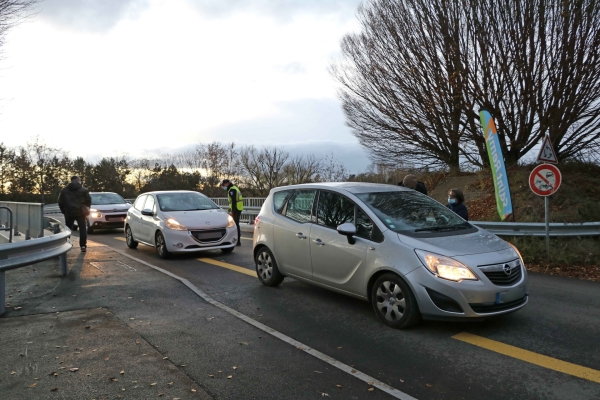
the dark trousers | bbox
[65,215,87,248]
[232,210,242,244]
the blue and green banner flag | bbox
[479,109,513,221]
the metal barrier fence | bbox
[0,216,72,315]
[209,198,265,224]
[44,196,600,236]
[0,202,45,241]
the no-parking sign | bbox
[529,164,562,196]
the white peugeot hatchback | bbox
[125,191,238,258]
[253,183,528,329]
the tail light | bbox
[254,216,260,225]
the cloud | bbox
[275,61,306,74]
[186,0,362,22]
[38,0,150,32]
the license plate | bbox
[108,217,125,222]
[495,292,507,304]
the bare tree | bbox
[283,154,322,185]
[239,146,289,195]
[331,0,474,173]
[0,1,37,51]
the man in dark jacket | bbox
[58,176,92,252]
[398,174,428,196]
[221,179,243,246]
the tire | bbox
[125,225,138,249]
[371,273,420,329]
[255,247,284,286]
[86,219,94,234]
[221,246,235,253]
[155,231,170,259]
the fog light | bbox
[232,238,237,243]
[176,243,183,248]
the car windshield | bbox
[156,192,219,212]
[355,191,470,234]
[91,193,127,205]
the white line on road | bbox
[111,247,417,400]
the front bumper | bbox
[406,263,528,320]
[88,214,127,229]
[162,226,238,253]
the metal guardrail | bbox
[0,216,72,315]
[0,207,13,243]
[472,221,600,237]
[0,201,45,240]
[209,198,264,224]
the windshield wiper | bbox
[414,225,468,232]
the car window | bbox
[283,190,316,223]
[356,191,474,237]
[273,190,291,215]
[134,195,147,211]
[316,190,355,230]
[144,195,156,213]
[156,192,219,212]
[90,193,127,205]
[356,207,373,239]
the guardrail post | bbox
[0,271,5,316]
[59,253,68,276]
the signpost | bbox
[529,163,562,258]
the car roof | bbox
[90,192,121,195]
[142,190,204,195]
[271,182,411,194]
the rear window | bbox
[272,190,292,214]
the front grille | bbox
[478,259,522,286]
[190,229,226,243]
[469,296,528,313]
[105,213,126,221]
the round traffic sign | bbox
[529,164,561,196]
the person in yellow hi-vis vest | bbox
[221,179,244,246]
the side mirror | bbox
[337,222,357,245]
[141,208,154,216]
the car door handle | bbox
[312,239,325,246]
[296,233,307,239]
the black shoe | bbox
[81,246,87,252]
[236,241,242,246]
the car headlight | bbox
[166,218,187,231]
[415,250,478,282]
[226,215,235,228]
[90,209,102,218]
[507,242,525,268]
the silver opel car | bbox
[253,183,528,329]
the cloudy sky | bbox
[0,0,372,172]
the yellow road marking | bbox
[114,237,126,242]
[453,332,600,383]
[197,258,257,277]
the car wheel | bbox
[86,219,94,234]
[371,273,420,329]
[255,247,284,286]
[221,246,235,253]
[155,231,170,259]
[125,225,138,249]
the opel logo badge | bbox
[503,264,512,276]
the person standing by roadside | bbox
[58,176,92,252]
[447,188,468,221]
[221,179,243,246]
[398,174,428,196]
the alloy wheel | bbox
[256,250,273,281]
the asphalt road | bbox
[68,225,600,400]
